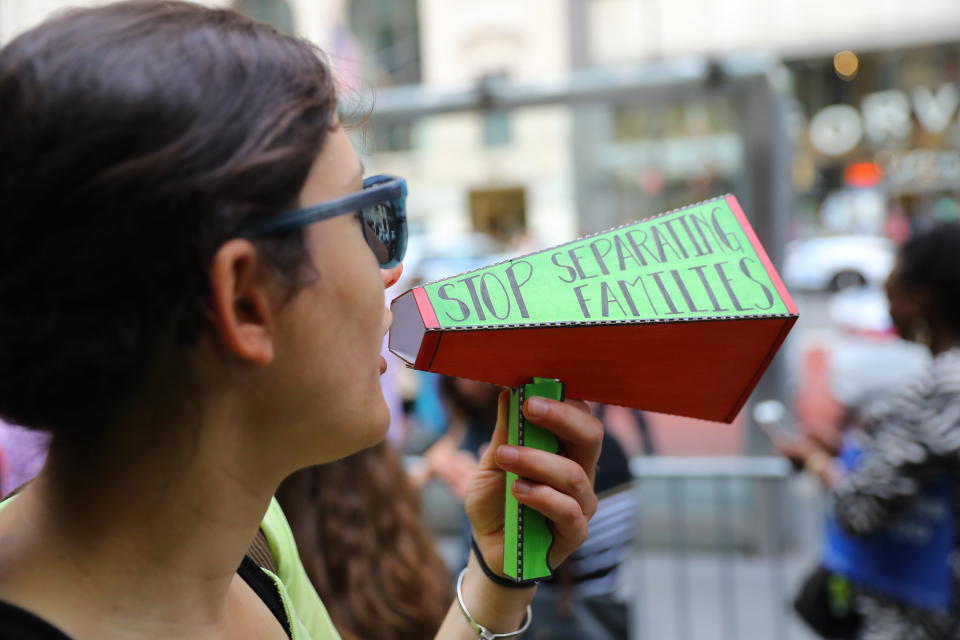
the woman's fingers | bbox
[510,480,590,564]
[496,445,598,519]
[521,396,603,486]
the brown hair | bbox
[0,1,336,440]
[277,442,452,640]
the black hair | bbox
[898,221,960,334]
[0,1,338,437]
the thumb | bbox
[478,389,511,470]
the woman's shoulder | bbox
[929,348,960,395]
[862,348,960,455]
[874,349,960,415]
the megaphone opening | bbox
[389,290,427,366]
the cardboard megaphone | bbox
[389,194,798,582]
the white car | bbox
[782,235,895,291]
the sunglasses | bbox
[243,174,408,269]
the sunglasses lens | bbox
[360,201,404,268]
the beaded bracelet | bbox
[470,536,543,589]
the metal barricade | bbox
[628,457,822,640]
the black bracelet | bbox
[470,537,544,589]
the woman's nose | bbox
[382,263,403,289]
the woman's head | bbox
[0,1,392,461]
[886,221,960,348]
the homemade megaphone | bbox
[389,194,798,583]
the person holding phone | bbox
[776,222,960,640]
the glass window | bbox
[372,120,417,152]
[482,111,512,147]
[233,0,295,35]
[348,0,422,86]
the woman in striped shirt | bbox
[780,221,960,639]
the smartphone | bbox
[753,399,791,442]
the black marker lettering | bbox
[480,273,511,320]
[626,229,657,265]
[620,276,659,316]
[614,234,643,270]
[589,238,612,276]
[551,251,578,283]
[505,260,533,318]
[568,246,596,280]
[651,226,683,263]
[712,207,742,252]
[437,283,470,322]
[573,284,592,319]
[663,218,691,259]
[688,264,727,312]
[690,213,716,254]
[678,215,708,257]
[648,271,681,315]
[713,262,748,311]
[458,274,486,321]
[738,257,775,310]
[670,269,705,313]
[600,281,626,317]
[617,279,641,316]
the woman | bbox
[0,3,602,639]
[779,221,960,639]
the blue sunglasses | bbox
[243,174,408,269]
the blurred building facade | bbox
[338,0,960,247]
[4,0,959,246]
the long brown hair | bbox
[277,442,452,640]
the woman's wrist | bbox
[804,450,839,486]
[459,554,536,634]
[469,537,539,589]
[803,450,830,475]
[456,567,532,638]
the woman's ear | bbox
[207,238,275,365]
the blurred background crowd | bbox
[3,1,960,638]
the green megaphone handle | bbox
[503,377,564,583]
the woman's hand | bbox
[435,389,602,638]
[774,434,840,486]
[773,433,820,468]
[464,389,603,577]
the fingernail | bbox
[498,445,519,463]
[513,480,531,495]
[526,397,548,418]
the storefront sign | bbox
[809,83,959,156]
[879,149,960,193]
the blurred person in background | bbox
[276,442,452,640]
[777,221,960,639]
[0,3,603,639]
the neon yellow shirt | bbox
[0,495,341,640]
[259,497,342,640]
